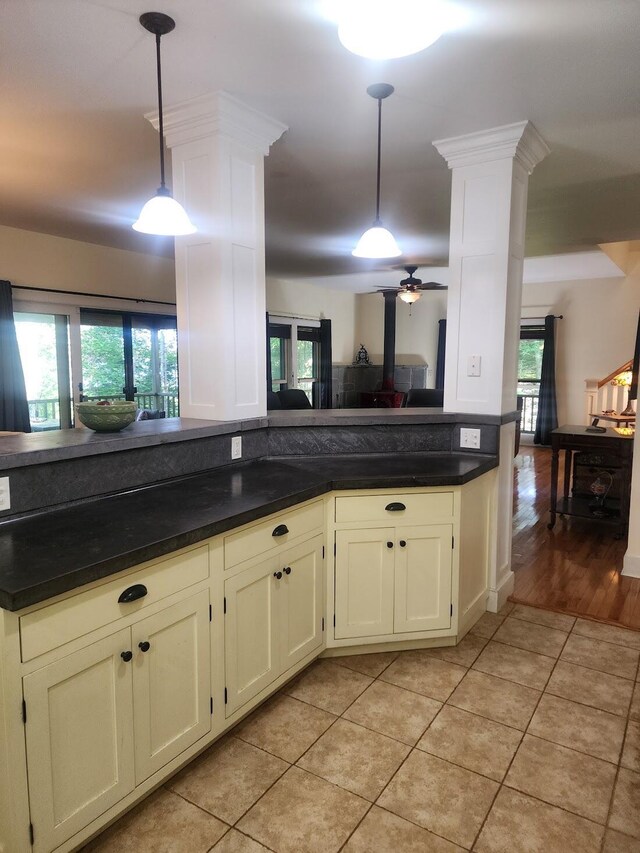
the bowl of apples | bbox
[75,400,137,432]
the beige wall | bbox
[266,277,357,364]
[522,272,640,425]
[355,290,447,382]
[0,225,176,302]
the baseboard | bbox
[486,570,514,613]
[623,554,640,578]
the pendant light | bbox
[133,12,196,236]
[352,83,401,259]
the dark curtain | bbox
[533,314,558,445]
[435,319,446,389]
[0,280,31,432]
[265,312,272,391]
[628,310,640,402]
[318,319,332,408]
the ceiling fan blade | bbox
[417,282,447,290]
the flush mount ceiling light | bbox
[133,12,196,236]
[338,0,449,60]
[352,83,401,260]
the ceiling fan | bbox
[377,265,448,303]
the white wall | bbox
[355,290,447,381]
[522,272,640,425]
[0,225,176,302]
[266,277,357,364]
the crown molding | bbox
[433,120,550,173]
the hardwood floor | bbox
[510,444,640,630]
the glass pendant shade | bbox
[352,224,401,258]
[338,0,447,60]
[133,189,196,235]
[399,289,420,303]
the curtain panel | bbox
[533,314,558,446]
[0,280,31,432]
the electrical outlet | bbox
[467,355,482,377]
[460,428,481,450]
[231,436,242,460]
[0,477,10,512]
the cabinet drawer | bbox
[224,501,324,570]
[335,492,454,524]
[20,545,209,662]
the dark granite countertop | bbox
[0,452,497,611]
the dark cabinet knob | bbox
[385,502,406,512]
[387,541,394,548]
[272,524,289,537]
[283,566,292,575]
[120,650,133,662]
[138,641,151,652]
[274,571,283,579]
[118,583,148,604]
[399,540,407,547]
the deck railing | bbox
[28,392,180,430]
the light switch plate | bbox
[231,436,242,460]
[460,428,481,450]
[0,477,10,512]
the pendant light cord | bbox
[374,96,382,225]
[155,31,166,190]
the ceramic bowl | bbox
[75,401,137,432]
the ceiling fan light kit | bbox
[133,11,196,237]
[352,83,401,260]
[337,0,448,60]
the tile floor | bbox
[82,602,640,853]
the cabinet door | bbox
[23,629,135,853]
[280,535,324,671]
[225,558,279,715]
[335,528,395,639]
[394,524,453,633]
[132,590,211,784]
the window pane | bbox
[518,339,544,381]
[270,336,285,381]
[297,340,316,380]
[297,380,313,403]
[80,320,125,399]
[15,313,63,431]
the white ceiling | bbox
[2,0,640,279]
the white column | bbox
[434,121,549,610]
[147,91,287,421]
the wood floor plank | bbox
[510,445,640,630]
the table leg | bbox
[562,449,572,503]
[548,444,559,529]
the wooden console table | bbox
[548,425,634,535]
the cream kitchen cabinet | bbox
[224,534,324,715]
[23,589,211,853]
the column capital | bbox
[146,90,287,154]
[433,120,550,174]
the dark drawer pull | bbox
[399,540,407,547]
[385,502,406,512]
[272,524,289,537]
[387,541,394,549]
[274,571,283,580]
[138,641,151,653]
[118,584,148,604]
[283,566,292,575]
[120,650,133,662]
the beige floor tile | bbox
[603,829,640,852]
[211,829,271,852]
[631,682,640,721]
[284,660,373,715]
[560,633,639,680]
[472,640,554,690]
[167,736,287,825]
[447,670,541,730]
[296,718,409,800]
[469,612,505,639]
[342,805,464,852]
[573,618,640,651]
[505,734,617,823]
[622,720,640,771]
[234,694,335,762]
[609,768,640,839]
[379,649,467,701]
[493,616,568,658]
[416,704,522,781]
[425,633,488,667]
[474,787,603,853]
[343,679,441,745]
[237,766,369,853]
[82,789,228,853]
[331,651,398,677]
[510,603,576,632]
[528,693,626,764]
[546,661,634,716]
[498,601,515,616]
[377,749,498,848]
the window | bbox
[268,317,320,404]
[518,325,545,433]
